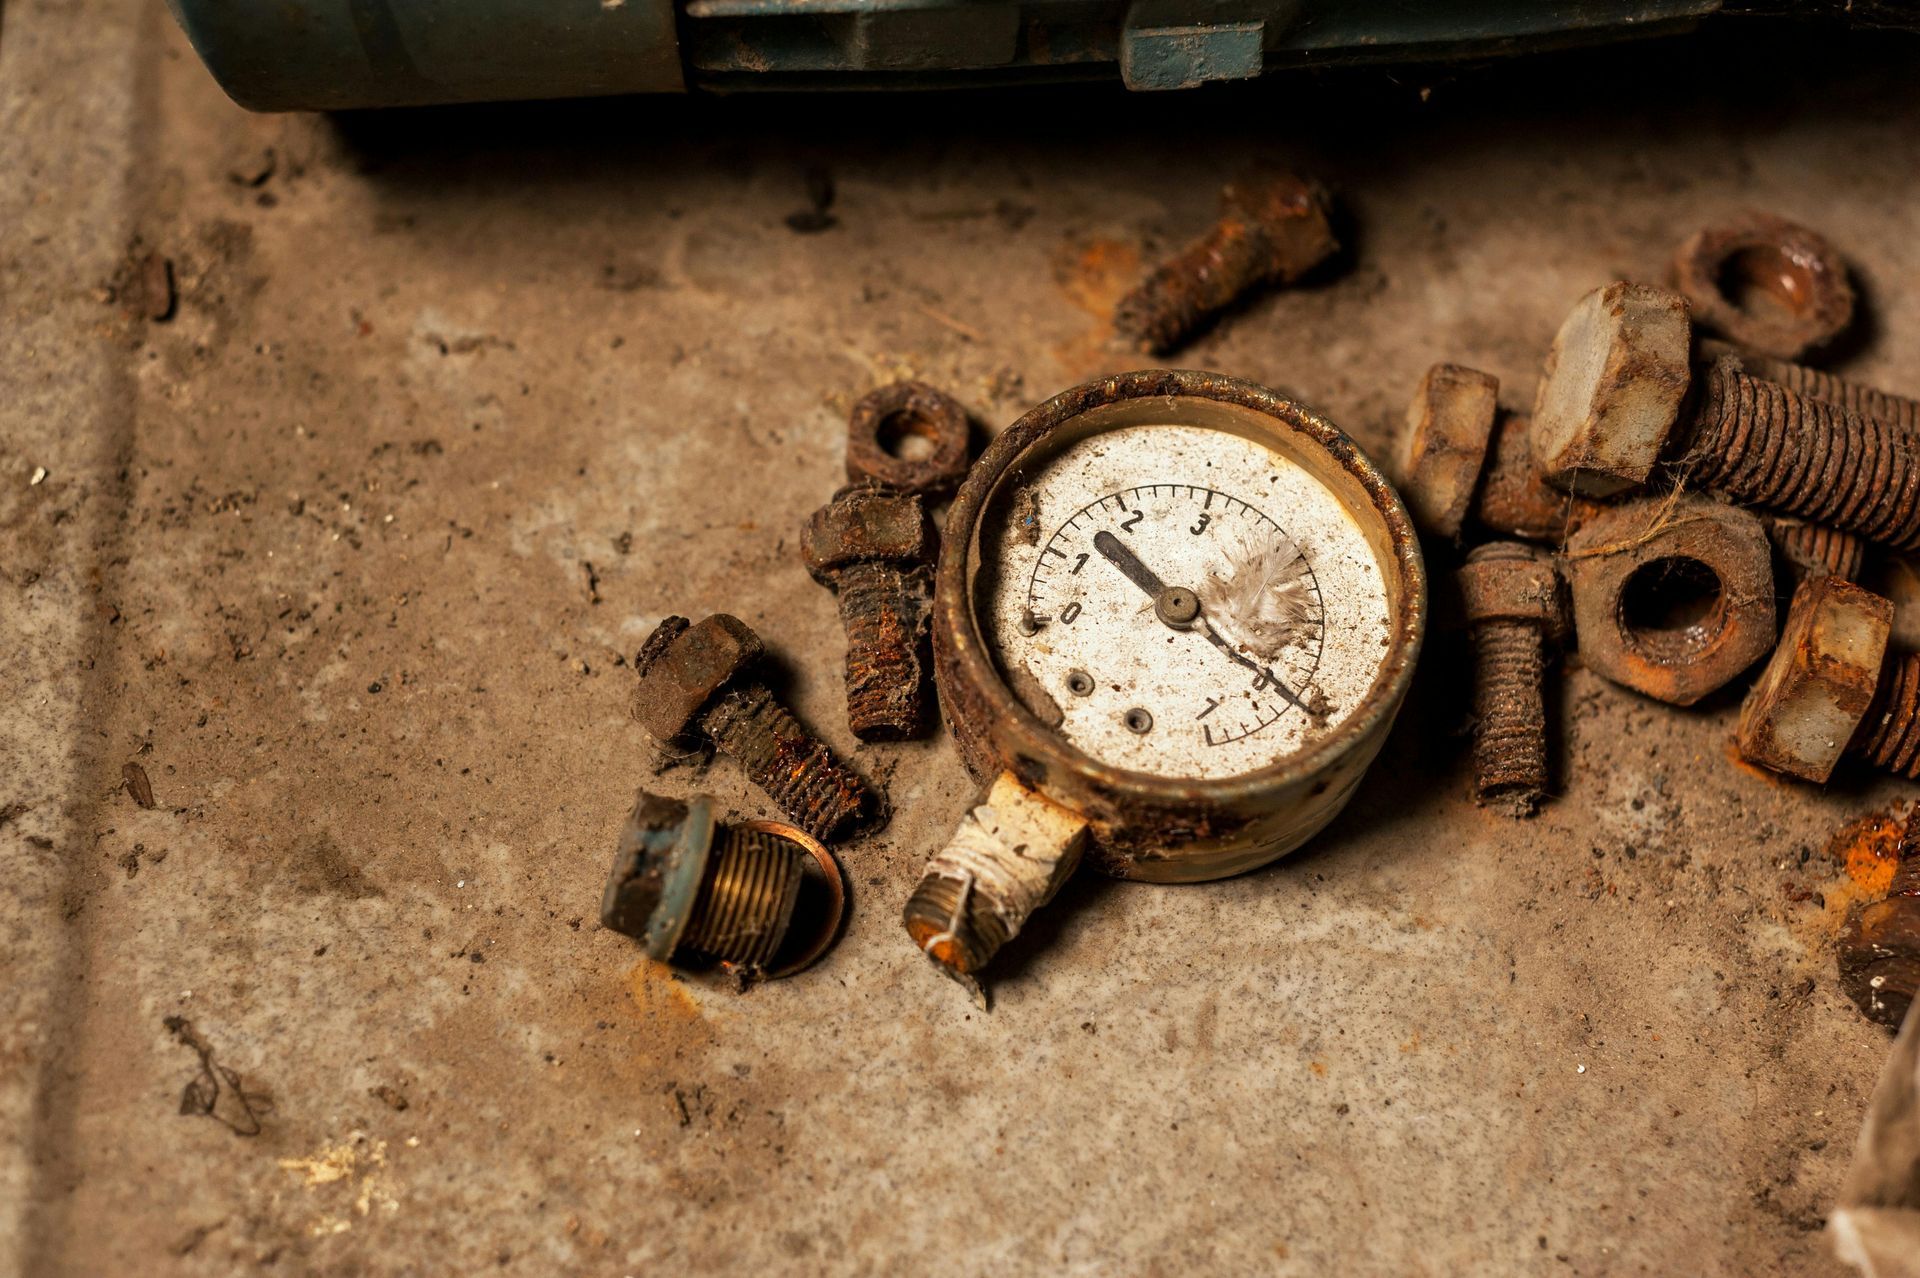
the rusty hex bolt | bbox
[601,791,809,972]
[803,484,936,741]
[1401,362,1601,544]
[844,381,972,496]
[1838,804,1920,1030]
[632,614,881,842]
[1735,575,1920,783]
[1113,171,1337,355]
[1532,284,1920,552]
[1458,542,1566,816]
[1671,213,1855,361]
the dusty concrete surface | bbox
[6,3,1920,1273]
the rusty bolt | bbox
[1765,515,1866,588]
[1700,338,1920,437]
[632,614,881,842]
[1533,284,1920,553]
[1401,362,1601,544]
[1735,575,1920,783]
[803,483,936,741]
[1531,282,1694,497]
[1563,494,1775,706]
[601,791,811,973]
[1838,804,1920,1030]
[1113,171,1337,356]
[1458,542,1566,816]
[1671,213,1854,361]
[844,381,972,496]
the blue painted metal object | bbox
[167,0,1725,109]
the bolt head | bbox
[601,792,718,959]
[631,614,764,742]
[801,485,932,579]
[1531,282,1692,497]
[1457,542,1565,633]
[1736,575,1892,783]
[1564,495,1774,706]
[1401,362,1499,539]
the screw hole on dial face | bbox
[876,409,939,462]
[1715,245,1816,324]
[1066,669,1094,697]
[1620,555,1726,661]
[1123,707,1153,734]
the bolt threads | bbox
[1469,620,1550,814]
[834,560,931,742]
[1114,226,1274,354]
[678,824,806,969]
[1688,363,1920,552]
[699,683,876,843]
[1746,354,1920,435]
[1853,652,1920,779]
[1768,517,1865,582]
[902,873,1012,976]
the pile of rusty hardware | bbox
[597,381,973,983]
[1402,213,1920,1029]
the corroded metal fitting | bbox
[802,484,936,741]
[1671,213,1854,361]
[601,791,832,977]
[1400,361,1599,545]
[1563,495,1775,707]
[1838,804,1920,1030]
[900,772,1087,985]
[1458,543,1565,816]
[844,381,972,496]
[1735,575,1920,783]
[632,614,882,842]
[1113,171,1337,355]
[1532,283,1920,553]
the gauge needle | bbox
[1091,530,1309,713]
[1091,530,1166,597]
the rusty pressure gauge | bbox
[904,370,1426,987]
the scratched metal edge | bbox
[932,368,1427,880]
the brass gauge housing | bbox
[906,370,1426,982]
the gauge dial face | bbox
[984,422,1393,781]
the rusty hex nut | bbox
[1531,282,1692,497]
[1458,543,1567,637]
[1671,213,1854,361]
[1476,411,1601,545]
[1735,576,1893,783]
[1563,495,1775,706]
[845,381,971,496]
[800,484,932,579]
[631,614,764,742]
[1401,363,1499,540]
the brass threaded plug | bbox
[601,792,811,973]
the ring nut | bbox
[1563,495,1775,706]
[1671,213,1854,361]
[845,381,972,495]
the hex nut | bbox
[1401,363,1499,539]
[1671,213,1854,361]
[1563,495,1774,706]
[800,484,932,580]
[1531,282,1692,497]
[631,613,764,742]
[845,381,972,495]
[600,792,714,957]
[1474,411,1601,545]
[1735,576,1893,783]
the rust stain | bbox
[1790,805,1908,946]
[626,959,704,1024]
[1308,1059,1327,1077]
[1048,238,1138,380]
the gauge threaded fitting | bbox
[902,772,1088,986]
